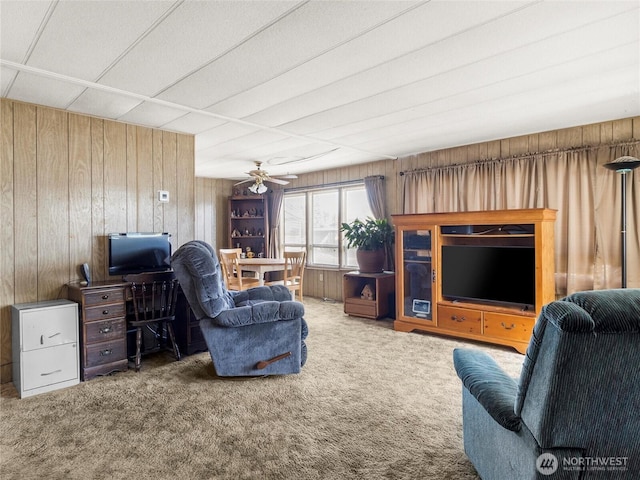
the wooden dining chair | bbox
[283,250,306,301]
[219,249,260,291]
[128,274,181,372]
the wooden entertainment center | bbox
[392,208,556,354]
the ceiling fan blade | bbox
[234,178,254,186]
[264,178,289,185]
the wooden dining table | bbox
[236,257,286,286]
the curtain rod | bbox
[399,140,639,176]
[284,175,384,193]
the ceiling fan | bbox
[234,161,298,193]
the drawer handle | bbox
[501,322,516,330]
[41,369,62,376]
[100,349,113,356]
[39,333,60,344]
[451,315,466,322]
[102,310,109,315]
[102,294,109,300]
[99,326,112,334]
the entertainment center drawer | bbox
[483,312,534,342]
[84,302,126,322]
[438,305,482,334]
[83,288,125,307]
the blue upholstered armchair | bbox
[454,289,640,479]
[171,241,308,377]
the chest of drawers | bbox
[67,282,129,380]
[12,300,80,398]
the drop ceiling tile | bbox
[258,143,348,169]
[161,113,227,135]
[278,7,638,138]
[118,101,186,128]
[26,0,175,80]
[1,67,18,96]
[359,67,640,156]
[195,123,261,152]
[202,130,290,159]
[0,0,54,62]
[160,0,419,108]
[239,137,320,164]
[245,2,637,130]
[210,0,531,119]
[68,89,143,120]
[7,71,85,109]
[99,1,298,97]
[314,40,639,145]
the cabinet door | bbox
[400,227,435,321]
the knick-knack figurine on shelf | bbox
[361,284,375,301]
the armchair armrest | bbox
[232,285,292,304]
[212,300,305,327]
[453,348,522,432]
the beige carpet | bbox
[1,297,524,480]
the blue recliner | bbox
[171,240,308,376]
[454,289,640,479]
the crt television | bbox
[441,245,535,309]
[108,232,172,276]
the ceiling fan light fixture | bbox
[248,180,267,194]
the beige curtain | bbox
[594,146,640,290]
[266,189,283,258]
[402,144,640,295]
[364,175,394,271]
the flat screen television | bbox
[108,232,172,276]
[441,245,535,309]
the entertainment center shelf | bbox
[392,208,556,354]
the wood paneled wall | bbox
[195,176,233,250]
[1,96,636,381]
[287,117,639,301]
[0,99,197,383]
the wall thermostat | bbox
[158,190,170,203]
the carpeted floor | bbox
[0,297,524,480]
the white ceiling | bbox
[2,0,639,180]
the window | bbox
[282,184,373,268]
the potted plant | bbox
[340,217,394,273]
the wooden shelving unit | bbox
[228,195,268,256]
[343,271,395,320]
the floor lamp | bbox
[603,156,640,288]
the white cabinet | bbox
[12,300,80,398]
